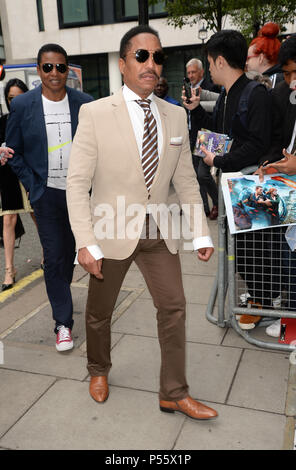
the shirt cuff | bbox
[192,236,214,251]
[74,245,104,265]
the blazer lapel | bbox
[112,90,146,183]
[31,86,48,158]
[66,86,78,138]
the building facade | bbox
[0,0,211,100]
[0,1,295,101]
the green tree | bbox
[231,0,296,40]
[149,0,296,39]
[149,0,236,32]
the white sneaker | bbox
[56,326,73,352]
[239,292,251,305]
[272,296,282,309]
[265,319,281,338]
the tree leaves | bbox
[148,0,296,39]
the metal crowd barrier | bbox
[206,166,296,352]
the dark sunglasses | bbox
[41,63,68,74]
[126,49,165,65]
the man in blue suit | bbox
[6,43,93,351]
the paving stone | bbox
[0,369,55,438]
[0,344,87,380]
[140,274,216,304]
[0,216,291,450]
[175,403,286,450]
[72,265,89,283]
[3,287,130,348]
[227,350,290,414]
[109,335,241,403]
[112,299,225,346]
[186,303,225,344]
[110,335,160,392]
[222,324,282,351]
[0,282,48,335]
[182,274,216,304]
[0,380,185,450]
[286,383,296,416]
[180,252,218,276]
[186,342,242,403]
[112,298,157,338]
[0,212,42,283]
[122,269,147,289]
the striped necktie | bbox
[136,99,159,191]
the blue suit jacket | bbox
[6,85,93,204]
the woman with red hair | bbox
[246,22,283,88]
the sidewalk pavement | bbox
[0,220,295,451]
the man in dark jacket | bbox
[184,30,272,173]
[6,43,93,351]
[261,35,296,166]
[183,30,272,330]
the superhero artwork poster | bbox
[222,174,296,234]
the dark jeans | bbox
[192,155,218,214]
[32,187,75,332]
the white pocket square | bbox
[170,137,183,145]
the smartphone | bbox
[183,77,192,103]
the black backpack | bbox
[213,80,265,138]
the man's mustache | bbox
[139,70,160,80]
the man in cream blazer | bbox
[67,25,218,421]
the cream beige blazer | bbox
[66,88,210,260]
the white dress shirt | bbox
[77,85,213,263]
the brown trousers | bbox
[85,228,189,401]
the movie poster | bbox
[222,174,296,234]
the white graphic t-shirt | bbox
[42,94,72,190]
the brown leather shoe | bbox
[238,314,261,330]
[209,205,218,220]
[89,376,109,403]
[238,300,262,330]
[159,395,218,420]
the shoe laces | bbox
[57,326,71,342]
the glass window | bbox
[114,0,137,19]
[149,1,166,14]
[124,0,138,16]
[58,0,105,27]
[60,0,89,24]
[69,54,109,100]
[114,0,167,21]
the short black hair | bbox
[37,43,68,65]
[278,34,296,67]
[206,30,247,70]
[119,25,161,59]
[4,78,28,110]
